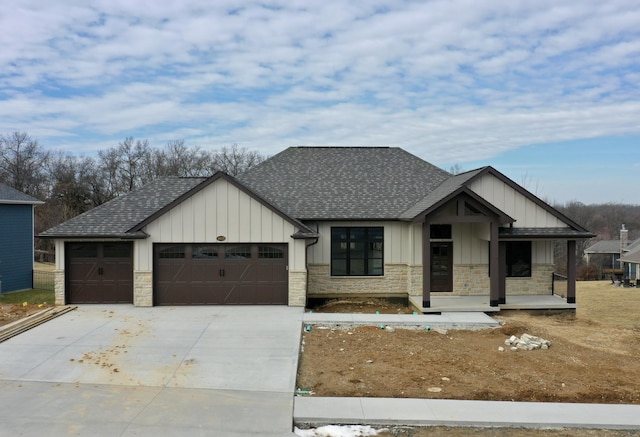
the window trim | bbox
[330,226,384,277]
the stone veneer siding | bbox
[307,264,409,298]
[408,265,423,297]
[428,263,555,296]
[506,264,555,295]
[134,271,153,306]
[54,270,65,305]
[288,270,307,306]
[450,264,491,296]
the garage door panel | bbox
[154,243,288,305]
[66,242,133,304]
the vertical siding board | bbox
[272,217,285,242]
[216,181,228,238]
[471,173,570,229]
[226,184,241,241]
[238,189,252,242]
[0,204,33,292]
[250,200,263,241]
[183,196,196,241]
[193,190,207,241]
[205,184,217,240]
[261,205,273,241]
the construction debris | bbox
[504,333,551,351]
[0,306,76,343]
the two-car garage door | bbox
[154,243,288,305]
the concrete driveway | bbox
[0,305,304,436]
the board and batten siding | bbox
[0,204,34,292]
[307,221,412,265]
[136,178,305,271]
[469,173,564,228]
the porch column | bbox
[489,221,500,307]
[422,221,431,308]
[567,240,576,304]
[498,240,507,304]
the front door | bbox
[430,242,453,292]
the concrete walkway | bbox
[0,305,303,436]
[303,311,500,330]
[295,312,640,431]
[294,397,640,430]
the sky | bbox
[1,0,639,205]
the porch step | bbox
[409,296,498,313]
[409,295,577,314]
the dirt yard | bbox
[298,282,640,404]
[0,302,54,327]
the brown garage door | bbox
[154,243,288,305]
[66,242,133,303]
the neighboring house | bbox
[40,147,594,310]
[585,225,640,280]
[0,183,43,293]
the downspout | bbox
[304,222,320,309]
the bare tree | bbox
[152,140,212,177]
[0,131,49,196]
[212,143,265,176]
[448,163,464,175]
[116,137,152,192]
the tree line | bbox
[2,130,639,268]
[0,131,265,244]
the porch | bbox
[409,294,577,313]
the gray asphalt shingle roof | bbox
[40,146,594,239]
[40,177,206,238]
[237,147,451,220]
[585,238,640,254]
[399,169,484,219]
[0,182,42,204]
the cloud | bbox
[0,0,639,166]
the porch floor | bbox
[409,294,576,313]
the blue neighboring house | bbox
[0,183,43,293]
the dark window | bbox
[158,245,185,259]
[192,245,218,259]
[259,245,284,259]
[331,227,383,276]
[506,241,531,277]
[430,224,452,239]
[103,243,131,258]
[225,245,252,259]
[69,244,98,258]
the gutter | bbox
[304,222,320,308]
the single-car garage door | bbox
[66,242,133,303]
[154,243,288,305]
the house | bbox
[585,225,640,281]
[0,183,43,293]
[40,147,594,310]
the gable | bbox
[468,172,567,228]
[142,176,300,243]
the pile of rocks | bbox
[500,333,551,351]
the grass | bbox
[576,280,640,329]
[0,289,54,305]
[34,262,55,272]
